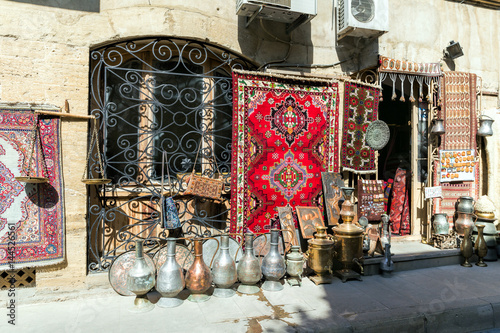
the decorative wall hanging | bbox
[341,81,380,174]
[439,149,476,182]
[433,72,479,225]
[357,179,385,221]
[296,206,325,239]
[230,70,340,234]
[389,168,411,235]
[378,56,442,102]
[365,120,390,150]
[440,72,477,150]
[0,109,65,269]
[321,172,344,226]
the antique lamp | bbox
[478,115,494,137]
[443,40,464,59]
[430,119,445,136]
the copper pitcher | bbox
[185,238,212,302]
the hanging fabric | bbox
[161,150,181,229]
[378,56,442,102]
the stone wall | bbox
[0,0,498,296]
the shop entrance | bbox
[377,84,429,237]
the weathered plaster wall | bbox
[0,0,498,297]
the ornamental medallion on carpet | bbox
[231,71,339,234]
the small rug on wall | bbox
[0,109,65,269]
[230,70,340,234]
[341,81,380,174]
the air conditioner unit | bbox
[237,0,317,32]
[337,0,389,39]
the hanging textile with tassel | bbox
[378,56,442,102]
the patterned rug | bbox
[230,71,340,234]
[0,109,65,269]
[389,168,410,235]
[441,72,477,150]
[341,81,380,173]
[433,72,479,224]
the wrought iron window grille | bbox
[87,38,256,273]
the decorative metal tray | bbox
[153,243,194,272]
[108,251,155,296]
[253,233,285,258]
[365,120,390,150]
[15,176,48,183]
[202,235,242,268]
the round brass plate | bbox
[15,176,48,183]
[81,178,112,185]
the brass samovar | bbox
[332,187,364,282]
[307,226,334,285]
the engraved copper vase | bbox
[455,212,475,237]
[212,234,237,298]
[261,229,286,292]
[126,240,155,312]
[185,238,212,302]
[156,238,185,308]
[237,233,262,294]
[307,226,334,285]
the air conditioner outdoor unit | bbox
[337,0,389,39]
[237,0,317,32]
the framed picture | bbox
[277,206,300,253]
[439,149,476,182]
[321,172,344,226]
[296,206,325,239]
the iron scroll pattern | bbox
[87,38,256,273]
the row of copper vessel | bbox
[126,187,365,312]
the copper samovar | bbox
[332,187,364,282]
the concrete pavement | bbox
[2,259,500,332]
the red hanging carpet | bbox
[230,71,340,234]
[341,81,380,174]
[0,109,65,269]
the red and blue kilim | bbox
[230,71,340,234]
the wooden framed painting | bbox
[321,172,344,226]
[277,206,300,253]
[296,206,325,239]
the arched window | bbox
[87,38,256,272]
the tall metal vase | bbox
[261,229,286,292]
[475,224,488,267]
[460,226,473,267]
[185,238,212,302]
[237,233,262,294]
[212,234,238,298]
[156,238,185,308]
[126,240,156,312]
